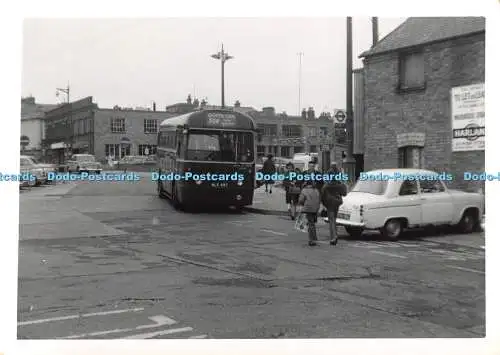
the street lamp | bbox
[211,44,233,108]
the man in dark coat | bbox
[262,154,276,194]
[320,164,348,245]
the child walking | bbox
[298,181,321,246]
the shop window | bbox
[398,146,423,168]
[257,145,266,156]
[309,145,317,153]
[280,146,291,158]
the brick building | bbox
[44,97,176,163]
[359,17,485,191]
[251,106,347,168]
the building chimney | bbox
[372,17,379,47]
[307,107,315,119]
[187,94,192,105]
[234,100,241,108]
[301,108,307,119]
[152,101,156,111]
[200,99,207,108]
[262,107,276,116]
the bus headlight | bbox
[237,180,243,186]
[195,180,202,185]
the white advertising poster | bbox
[451,83,485,152]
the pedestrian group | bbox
[259,155,347,247]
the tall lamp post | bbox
[56,82,71,160]
[211,44,233,108]
[343,17,356,186]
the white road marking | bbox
[446,265,485,275]
[59,314,178,339]
[370,250,407,259]
[260,229,287,236]
[124,327,193,339]
[18,307,144,326]
[190,335,208,339]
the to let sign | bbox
[396,133,425,148]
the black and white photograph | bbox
[3,3,496,352]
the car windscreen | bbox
[186,131,254,162]
[351,179,388,195]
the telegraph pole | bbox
[343,17,356,185]
[297,52,304,115]
[211,44,233,108]
[56,82,71,160]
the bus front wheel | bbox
[157,179,167,199]
[171,183,183,210]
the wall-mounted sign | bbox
[396,132,425,148]
[451,83,485,152]
[20,135,30,146]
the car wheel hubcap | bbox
[464,215,474,230]
[386,221,401,237]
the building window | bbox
[399,52,425,90]
[309,145,317,153]
[280,146,291,158]
[294,146,304,154]
[320,127,328,137]
[309,127,318,137]
[111,118,126,133]
[258,124,278,136]
[120,144,131,157]
[144,119,158,134]
[105,144,120,158]
[138,144,157,155]
[257,145,266,156]
[398,146,423,168]
[282,125,302,137]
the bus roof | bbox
[159,109,256,131]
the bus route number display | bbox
[207,113,237,127]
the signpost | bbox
[334,109,347,126]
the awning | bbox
[50,142,68,149]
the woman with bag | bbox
[320,164,348,245]
[283,162,302,220]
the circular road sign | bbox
[334,110,346,123]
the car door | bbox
[418,179,454,224]
[397,180,423,227]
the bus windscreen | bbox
[187,131,254,162]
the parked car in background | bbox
[336,169,485,240]
[20,155,45,187]
[67,154,102,174]
[29,157,57,184]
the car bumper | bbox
[78,168,102,172]
[335,219,365,228]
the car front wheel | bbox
[381,219,404,240]
[458,210,479,234]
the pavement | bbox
[17,177,485,339]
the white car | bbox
[20,155,45,186]
[336,169,484,240]
[67,154,102,174]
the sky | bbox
[22,17,405,115]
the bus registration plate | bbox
[211,182,228,188]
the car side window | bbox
[399,180,418,196]
[419,179,445,193]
